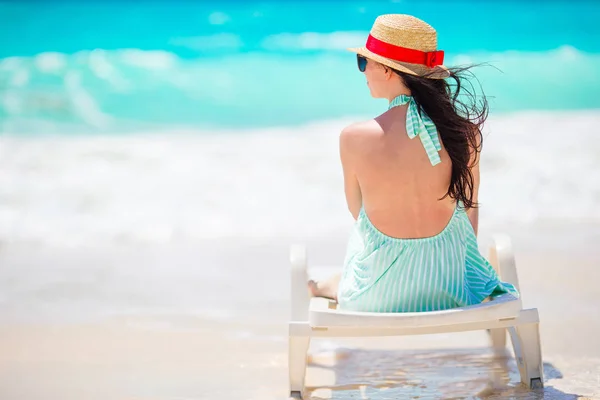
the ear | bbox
[383,65,394,80]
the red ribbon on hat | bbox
[366,34,444,68]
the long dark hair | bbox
[391,66,487,210]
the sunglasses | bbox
[357,54,367,72]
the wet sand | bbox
[0,224,599,399]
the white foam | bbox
[0,56,23,72]
[119,49,177,70]
[34,52,66,74]
[261,31,368,51]
[9,69,29,87]
[169,34,243,51]
[64,71,112,127]
[2,91,22,114]
[89,49,130,90]
[479,111,600,224]
[0,111,598,247]
[208,11,230,26]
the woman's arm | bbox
[467,132,482,235]
[467,161,480,235]
[340,126,362,220]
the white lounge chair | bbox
[288,235,543,398]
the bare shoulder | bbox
[340,119,383,149]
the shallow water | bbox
[305,347,589,399]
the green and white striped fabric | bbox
[337,204,519,313]
[389,94,442,166]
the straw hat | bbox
[349,14,449,79]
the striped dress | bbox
[336,95,519,313]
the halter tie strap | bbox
[389,95,442,166]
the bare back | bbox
[343,105,459,239]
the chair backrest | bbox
[489,235,521,294]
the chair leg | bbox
[289,245,311,398]
[289,334,310,397]
[489,328,508,357]
[508,323,544,389]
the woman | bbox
[309,14,518,312]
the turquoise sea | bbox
[1,0,599,133]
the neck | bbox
[387,89,411,103]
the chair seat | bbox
[309,293,522,329]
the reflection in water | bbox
[305,348,569,399]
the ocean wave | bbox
[0,45,599,132]
[0,111,598,246]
